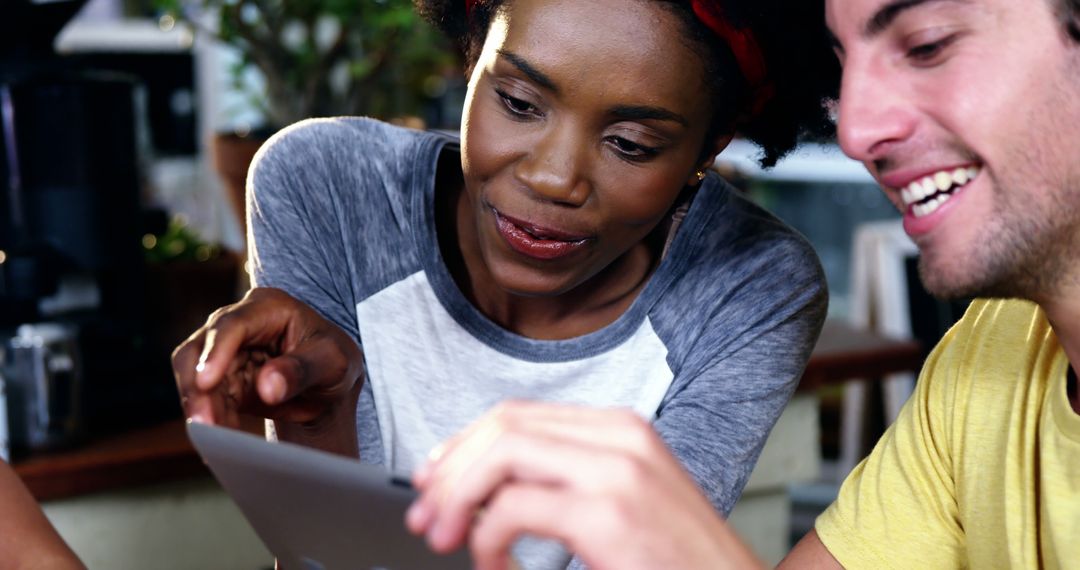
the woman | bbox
[0,460,84,569]
[173,0,837,567]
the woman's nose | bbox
[514,122,591,207]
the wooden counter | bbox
[797,320,924,392]
[14,420,207,501]
[13,321,923,501]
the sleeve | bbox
[652,240,828,517]
[814,329,964,569]
[246,119,361,347]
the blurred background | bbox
[0,0,967,567]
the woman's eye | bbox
[607,136,659,161]
[496,89,540,118]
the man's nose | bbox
[515,122,591,207]
[836,58,917,164]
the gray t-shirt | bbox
[248,117,827,569]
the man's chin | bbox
[917,257,1026,302]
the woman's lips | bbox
[492,209,591,261]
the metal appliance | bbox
[1,323,82,451]
[0,0,179,455]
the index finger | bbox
[194,317,253,391]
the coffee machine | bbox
[1,0,178,455]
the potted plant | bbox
[156,0,458,233]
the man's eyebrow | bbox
[609,104,688,127]
[865,0,962,37]
[496,49,558,93]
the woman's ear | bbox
[688,133,735,186]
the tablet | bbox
[187,421,472,570]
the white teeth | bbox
[912,192,950,218]
[902,187,915,204]
[901,164,983,217]
[934,171,952,191]
[914,195,946,218]
[921,177,936,198]
[898,166,984,216]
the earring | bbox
[695,170,706,182]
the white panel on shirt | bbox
[356,270,675,475]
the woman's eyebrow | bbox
[494,49,686,126]
[609,104,688,127]
[496,49,559,93]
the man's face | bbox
[826,0,1080,300]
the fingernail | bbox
[196,338,213,379]
[260,371,287,404]
[426,523,443,551]
[405,499,431,532]
[189,413,209,424]
[413,461,433,487]
[428,519,453,551]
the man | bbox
[782,0,1080,566]
[406,0,1080,567]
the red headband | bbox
[465,0,775,117]
[691,0,774,116]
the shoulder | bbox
[662,177,826,318]
[926,298,1048,382]
[951,297,1048,346]
[248,118,452,214]
[253,117,438,178]
[648,178,826,379]
[918,298,1053,421]
[684,177,823,281]
[813,299,1047,568]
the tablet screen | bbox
[187,422,472,570]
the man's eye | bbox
[607,136,659,161]
[496,89,539,117]
[906,35,957,65]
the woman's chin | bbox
[495,277,578,299]
[486,263,585,299]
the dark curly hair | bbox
[414,0,839,167]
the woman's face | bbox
[459,0,725,298]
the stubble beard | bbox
[917,173,1080,302]
[916,28,1080,303]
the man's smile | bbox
[895,164,982,218]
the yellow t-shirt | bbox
[816,298,1080,569]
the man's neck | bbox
[1068,367,1079,415]
[1041,298,1080,415]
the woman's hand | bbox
[405,401,764,570]
[172,287,364,454]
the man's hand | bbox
[172,287,364,454]
[404,401,765,570]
